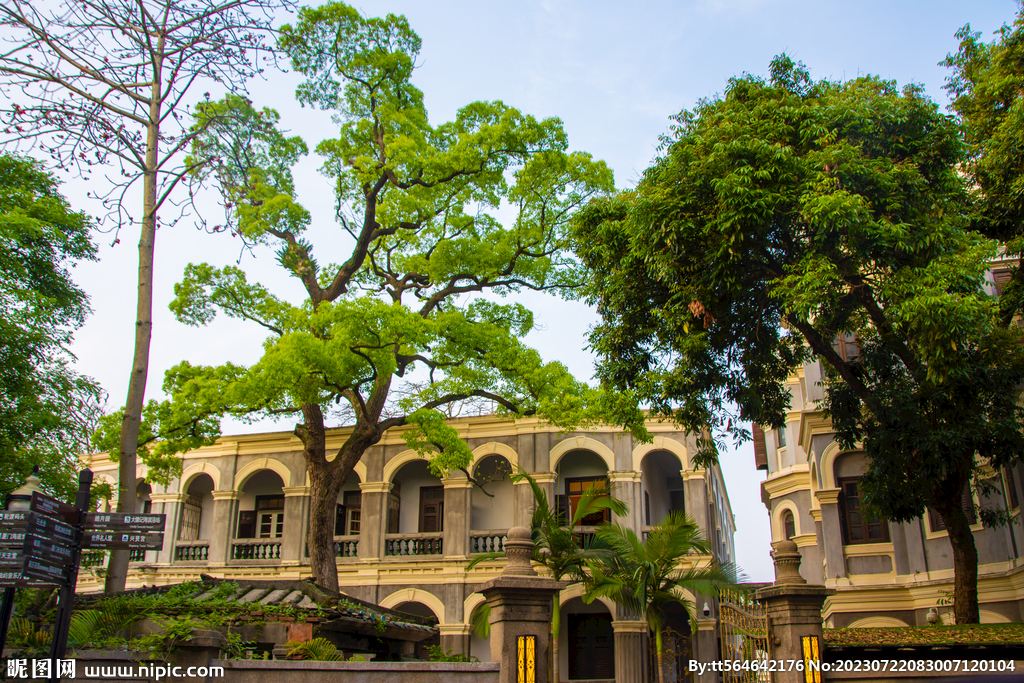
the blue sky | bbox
[65,0,1020,581]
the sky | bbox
[53,0,1020,583]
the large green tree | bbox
[106,2,625,592]
[944,6,1024,325]
[0,153,103,501]
[572,56,1024,624]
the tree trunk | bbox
[105,70,162,593]
[307,457,343,592]
[655,627,665,683]
[934,474,980,624]
[551,595,560,683]
[299,404,383,593]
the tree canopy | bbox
[0,153,103,501]
[572,55,1024,624]
[104,1,633,592]
[944,6,1024,324]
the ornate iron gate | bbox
[718,589,769,683]
[648,626,692,683]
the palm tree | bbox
[469,468,627,683]
[583,510,738,683]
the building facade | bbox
[80,415,736,678]
[755,276,1024,628]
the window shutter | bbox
[237,510,256,539]
[752,424,768,470]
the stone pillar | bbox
[358,482,390,560]
[530,472,557,514]
[443,476,472,559]
[481,527,562,683]
[208,491,239,566]
[612,620,647,683]
[690,617,718,683]
[150,493,185,564]
[440,624,471,656]
[814,489,846,580]
[608,471,641,533]
[755,540,832,683]
[281,486,309,564]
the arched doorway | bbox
[233,469,285,560]
[394,601,440,660]
[561,597,614,680]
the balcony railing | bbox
[385,533,443,557]
[470,530,508,554]
[81,550,106,568]
[334,536,358,558]
[231,538,282,561]
[175,541,210,561]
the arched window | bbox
[782,510,796,540]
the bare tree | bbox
[0,0,292,593]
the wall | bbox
[392,461,442,534]
[238,470,285,512]
[470,456,514,531]
[213,660,499,683]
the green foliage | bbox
[284,638,343,661]
[7,618,52,655]
[424,644,478,662]
[0,153,102,501]
[222,632,259,660]
[575,54,1022,624]
[584,511,737,683]
[944,7,1024,323]
[129,616,196,658]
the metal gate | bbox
[648,626,692,683]
[718,589,769,683]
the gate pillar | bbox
[755,540,832,683]
[480,526,562,683]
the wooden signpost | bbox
[0,469,167,683]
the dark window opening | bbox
[179,493,203,541]
[644,491,651,526]
[386,483,401,534]
[565,477,610,526]
[1005,466,1019,510]
[833,332,859,363]
[568,614,615,680]
[418,486,444,533]
[928,485,976,532]
[838,478,888,544]
[783,510,796,540]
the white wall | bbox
[555,451,608,495]
[238,470,285,511]
[471,456,514,530]
[392,461,442,534]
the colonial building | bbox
[80,415,736,678]
[755,262,1024,627]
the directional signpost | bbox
[0,469,167,683]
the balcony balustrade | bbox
[175,540,210,561]
[385,533,443,557]
[334,536,359,558]
[231,538,282,561]
[470,530,508,554]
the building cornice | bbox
[799,411,834,457]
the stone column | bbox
[443,476,472,559]
[440,624,471,657]
[612,619,648,683]
[814,489,846,580]
[481,527,563,683]
[530,472,557,515]
[755,540,832,683]
[690,617,718,683]
[358,482,390,560]
[150,493,185,564]
[281,485,309,564]
[208,491,239,566]
[608,471,641,533]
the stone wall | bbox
[212,659,500,683]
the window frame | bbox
[837,477,889,545]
